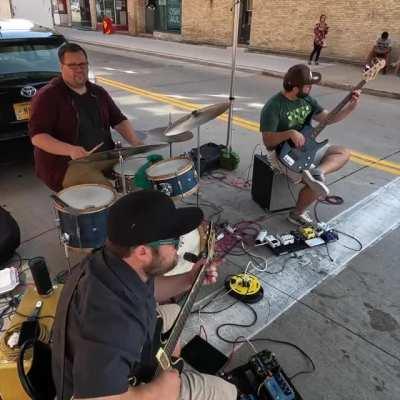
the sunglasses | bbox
[147,238,180,250]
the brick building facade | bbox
[54,0,400,63]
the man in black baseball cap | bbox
[52,190,237,400]
[260,63,360,226]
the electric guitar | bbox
[130,221,216,385]
[277,59,386,173]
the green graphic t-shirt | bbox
[260,92,323,133]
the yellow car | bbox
[299,227,316,240]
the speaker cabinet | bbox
[251,154,300,212]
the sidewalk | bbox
[56,27,400,99]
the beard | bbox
[145,248,179,277]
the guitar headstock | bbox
[363,58,386,81]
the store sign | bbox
[167,0,181,31]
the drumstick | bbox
[88,142,104,155]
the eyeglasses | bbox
[62,62,89,70]
[147,238,180,250]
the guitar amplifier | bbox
[251,154,299,212]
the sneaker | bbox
[315,61,319,65]
[288,210,314,226]
[302,170,330,197]
[308,60,312,65]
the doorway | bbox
[71,0,92,28]
[239,0,252,44]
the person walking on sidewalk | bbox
[29,42,143,192]
[260,64,360,226]
[309,15,329,65]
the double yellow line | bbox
[97,76,400,176]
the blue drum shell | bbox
[57,207,110,249]
[151,167,198,198]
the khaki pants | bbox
[62,160,116,189]
[157,304,237,400]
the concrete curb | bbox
[71,37,400,100]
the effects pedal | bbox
[263,373,295,400]
[225,274,264,303]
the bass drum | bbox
[164,225,206,276]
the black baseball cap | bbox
[107,190,204,247]
[284,64,322,88]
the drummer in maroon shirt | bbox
[28,43,143,192]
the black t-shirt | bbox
[70,89,114,152]
[52,248,157,399]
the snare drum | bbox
[146,157,198,199]
[164,226,206,276]
[113,157,143,193]
[54,184,116,249]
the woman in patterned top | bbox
[309,15,329,65]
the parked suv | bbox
[0,19,66,142]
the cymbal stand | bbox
[196,126,201,207]
[168,113,173,157]
[225,0,240,152]
[116,141,127,195]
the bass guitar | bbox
[130,221,216,385]
[277,59,386,173]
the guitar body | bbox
[129,317,184,386]
[278,125,329,172]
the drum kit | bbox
[52,101,229,272]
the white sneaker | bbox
[288,210,314,226]
[302,170,330,197]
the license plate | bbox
[13,102,31,121]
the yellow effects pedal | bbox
[225,274,264,303]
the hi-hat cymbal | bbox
[70,143,168,163]
[164,102,229,137]
[136,126,194,143]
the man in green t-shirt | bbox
[260,64,360,226]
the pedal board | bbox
[220,349,303,400]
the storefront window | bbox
[155,0,181,33]
[96,0,127,26]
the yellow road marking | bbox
[97,76,400,176]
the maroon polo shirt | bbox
[28,77,127,192]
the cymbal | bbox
[136,126,194,143]
[164,102,229,137]
[70,143,168,163]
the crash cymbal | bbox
[136,126,194,143]
[70,143,168,163]
[164,102,229,137]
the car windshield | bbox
[0,38,64,79]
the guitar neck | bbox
[165,265,208,356]
[313,80,366,137]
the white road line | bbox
[182,177,400,354]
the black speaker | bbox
[28,257,53,296]
[251,154,299,212]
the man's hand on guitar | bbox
[289,130,306,148]
[189,258,221,285]
[348,89,361,109]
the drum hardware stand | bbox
[116,141,127,195]
[196,126,201,208]
[224,0,240,165]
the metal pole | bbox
[225,0,241,150]
[196,126,201,208]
